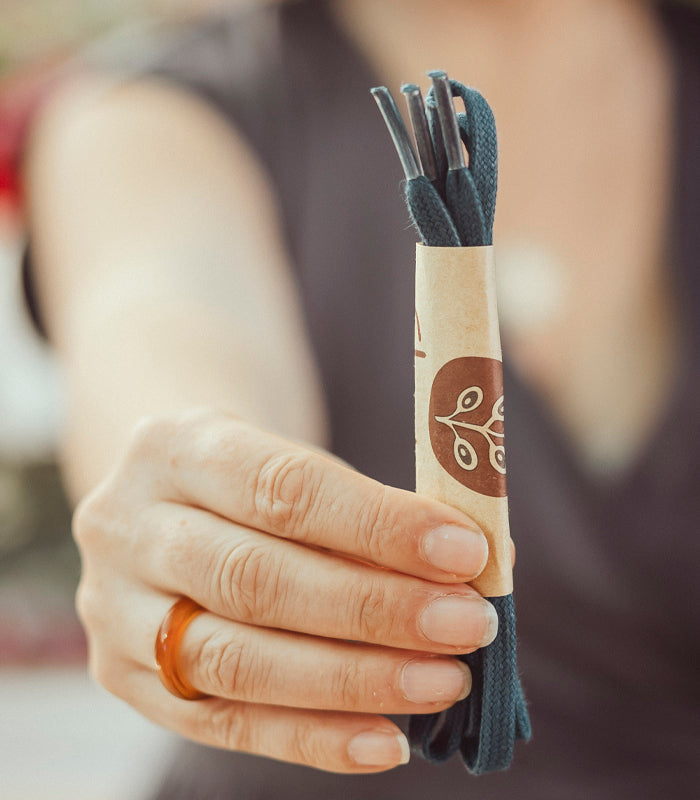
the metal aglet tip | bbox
[401,83,438,183]
[371,86,421,181]
[428,71,466,172]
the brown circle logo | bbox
[428,356,507,497]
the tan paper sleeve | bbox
[415,244,512,597]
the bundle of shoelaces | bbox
[371,71,531,774]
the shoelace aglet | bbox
[428,70,466,172]
[401,83,438,183]
[371,86,421,181]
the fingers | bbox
[75,408,507,775]
[126,669,410,773]
[131,410,488,583]
[133,607,471,714]
[136,503,498,654]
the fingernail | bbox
[401,659,471,704]
[422,525,488,577]
[419,596,499,648]
[348,730,410,767]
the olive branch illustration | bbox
[434,386,506,474]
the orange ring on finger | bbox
[155,597,208,700]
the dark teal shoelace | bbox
[372,73,531,775]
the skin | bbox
[25,0,676,775]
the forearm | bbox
[60,286,327,500]
[25,77,328,501]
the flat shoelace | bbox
[372,75,531,775]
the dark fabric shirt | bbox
[35,0,700,797]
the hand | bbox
[74,408,497,773]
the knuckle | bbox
[252,450,321,535]
[287,720,324,767]
[355,484,394,564]
[216,539,285,623]
[208,703,252,752]
[72,479,141,576]
[74,580,99,629]
[72,487,110,552]
[329,661,366,711]
[200,631,259,698]
[166,409,244,494]
[125,413,206,490]
[141,502,203,589]
[124,415,182,500]
[127,414,173,459]
[350,579,389,642]
[171,407,233,456]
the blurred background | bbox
[0,2,236,797]
[3,0,697,797]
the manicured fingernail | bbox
[420,596,499,648]
[348,730,410,766]
[422,525,488,577]
[401,659,471,704]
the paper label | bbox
[415,244,513,597]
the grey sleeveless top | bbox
[137,2,700,797]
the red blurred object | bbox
[0,54,74,217]
[0,610,87,665]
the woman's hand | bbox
[74,408,497,774]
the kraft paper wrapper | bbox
[415,244,512,597]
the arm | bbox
[25,75,495,773]
[26,76,328,498]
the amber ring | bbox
[155,597,208,700]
